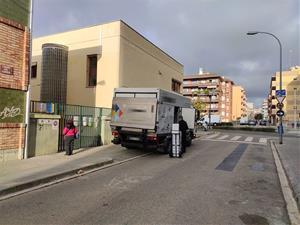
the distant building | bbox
[261,99,268,120]
[268,66,300,126]
[232,85,247,121]
[246,102,255,120]
[0,0,31,161]
[31,20,183,108]
[183,72,234,122]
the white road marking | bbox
[217,135,229,140]
[206,133,219,139]
[244,137,253,142]
[201,138,266,146]
[231,136,241,141]
[259,138,267,143]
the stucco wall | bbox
[119,21,183,91]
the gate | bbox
[30,101,111,151]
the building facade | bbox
[183,72,234,122]
[246,102,255,120]
[31,20,183,108]
[0,0,31,161]
[268,66,300,126]
[232,85,247,121]
[261,99,268,120]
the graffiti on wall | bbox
[0,88,25,123]
[0,106,21,120]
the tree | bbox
[191,89,208,119]
[254,113,263,121]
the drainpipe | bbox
[24,0,34,159]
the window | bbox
[172,79,181,93]
[271,86,276,90]
[31,63,37,79]
[87,55,97,87]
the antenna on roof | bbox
[198,67,204,75]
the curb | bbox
[0,159,114,198]
[272,142,300,211]
[270,141,300,225]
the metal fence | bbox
[30,101,111,151]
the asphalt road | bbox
[0,131,289,225]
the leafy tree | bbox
[191,89,208,119]
[254,113,263,120]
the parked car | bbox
[259,120,267,126]
[248,120,257,126]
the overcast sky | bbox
[32,0,299,107]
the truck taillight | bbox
[112,131,119,137]
[147,134,158,141]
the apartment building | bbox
[232,85,247,121]
[31,20,183,108]
[183,72,234,122]
[246,102,255,120]
[268,66,300,126]
[261,99,268,120]
[0,0,31,161]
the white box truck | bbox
[198,115,220,126]
[110,88,195,153]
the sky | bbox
[32,0,299,107]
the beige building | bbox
[183,72,234,122]
[232,85,247,121]
[31,20,183,108]
[268,66,300,126]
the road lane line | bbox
[206,133,219,139]
[231,136,241,141]
[244,137,253,142]
[200,138,266,146]
[259,138,267,143]
[217,135,229,140]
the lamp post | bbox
[294,87,297,129]
[247,31,283,144]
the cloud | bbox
[32,0,299,107]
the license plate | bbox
[128,136,140,141]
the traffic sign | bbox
[277,103,284,109]
[276,96,285,104]
[276,90,286,97]
[276,110,284,117]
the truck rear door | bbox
[110,97,157,130]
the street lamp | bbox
[247,31,283,144]
[294,87,297,129]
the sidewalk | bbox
[0,145,114,197]
[274,137,300,210]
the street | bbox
[0,131,290,225]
